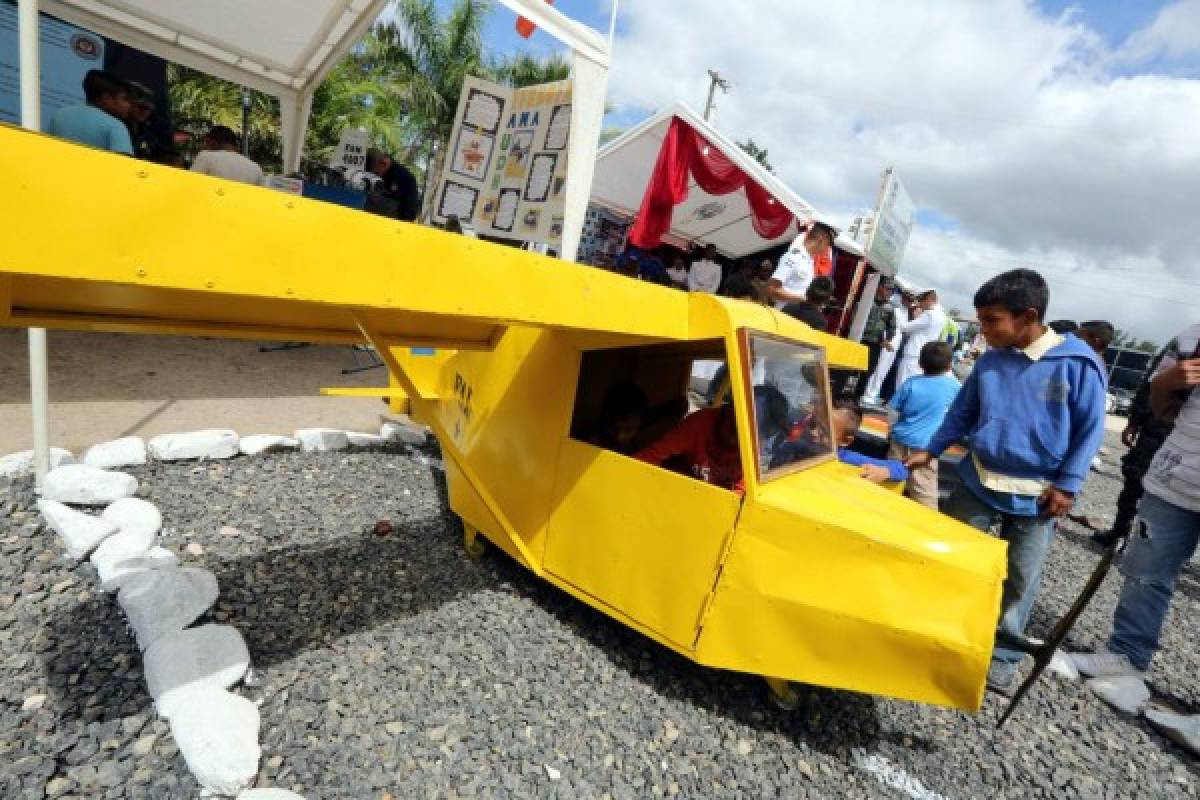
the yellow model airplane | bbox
[0,125,1005,711]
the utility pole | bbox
[704,69,730,122]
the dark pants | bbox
[1113,429,1169,533]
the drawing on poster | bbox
[480,195,499,223]
[450,129,493,180]
[545,104,571,151]
[552,174,566,197]
[439,181,479,222]
[493,189,520,232]
[520,208,541,233]
[464,87,504,134]
[504,132,534,179]
[500,133,511,150]
[524,153,557,202]
[549,216,564,239]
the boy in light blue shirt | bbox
[887,340,960,509]
[45,69,133,155]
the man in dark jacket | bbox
[365,148,420,222]
[857,279,897,397]
[1093,345,1174,547]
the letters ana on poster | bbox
[434,74,573,249]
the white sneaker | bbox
[1087,675,1150,714]
[1068,648,1145,679]
[1144,708,1200,756]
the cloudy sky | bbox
[476,0,1199,344]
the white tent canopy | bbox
[591,104,810,259]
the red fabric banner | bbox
[628,117,796,249]
[515,0,555,38]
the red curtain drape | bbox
[628,117,796,249]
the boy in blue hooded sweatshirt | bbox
[905,269,1107,694]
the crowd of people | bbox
[42,69,422,222]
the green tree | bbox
[737,138,773,173]
[167,65,283,171]
[373,0,491,218]
[491,52,570,87]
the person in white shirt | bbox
[687,244,723,293]
[893,290,948,391]
[190,125,264,186]
[768,221,835,309]
[862,292,911,405]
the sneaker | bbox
[1144,708,1200,756]
[1087,675,1150,714]
[1068,648,1146,680]
[986,661,1019,696]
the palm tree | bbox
[372,0,491,218]
[168,65,283,170]
[491,52,570,87]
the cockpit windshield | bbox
[741,332,834,481]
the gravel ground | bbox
[1,431,1198,799]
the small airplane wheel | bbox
[463,526,487,559]
[765,677,800,711]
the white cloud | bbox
[1119,0,1200,65]
[605,0,1200,343]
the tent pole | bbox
[19,0,51,486]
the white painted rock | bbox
[42,464,138,505]
[148,429,239,461]
[101,497,162,536]
[145,625,250,717]
[118,567,219,650]
[96,546,178,593]
[167,687,261,796]
[1087,675,1151,714]
[82,437,147,469]
[37,499,119,560]
[1144,708,1200,755]
[294,428,349,452]
[0,447,74,478]
[238,791,307,800]
[90,525,157,588]
[238,435,299,456]
[381,421,426,445]
[347,431,385,448]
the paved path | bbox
[0,330,394,454]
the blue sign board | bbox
[0,2,105,126]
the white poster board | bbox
[329,127,370,171]
[433,75,572,249]
[864,167,916,277]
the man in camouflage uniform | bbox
[1093,345,1173,547]
[855,279,897,399]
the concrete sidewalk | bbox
[1,330,397,454]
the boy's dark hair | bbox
[600,381,648,420]
[1048,319,1078,334]
[83,69,129,105]
[206,125,239,149]
[832,397,864,429]
[973,268,1049,320]
[1080,320,1115,350]
[721,273,757,300]
[806,276,836,306]
[919,341,954,375]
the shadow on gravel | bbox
[38,478,474,725]
[481,553,916,760]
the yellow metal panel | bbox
[695,460,1005,710]
[545,439,742,650]
[432,328,578,564]
[0,125,689,343]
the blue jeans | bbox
[1107,493,1200,671]
[942,484,1056,668]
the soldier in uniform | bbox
[1093,345,1173,547]
[856,278,897,399]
